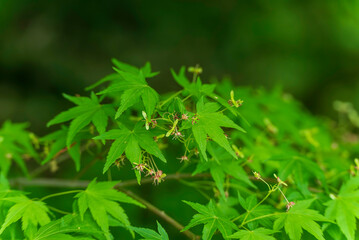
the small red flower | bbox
[286,201,295,211]
[253,171,261,179]
[152,170,166,185]
[151,119,158,128]
[177,155,189,163]
[181,114,189,120]
[191,114,199,125]
[133,163,146,172]
[146,168,155,176]
[172,130,184,140]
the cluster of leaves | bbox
[0,59,358,239]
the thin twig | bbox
[119,187,200,240]
[10,173,212,189]
[29,142,96,178]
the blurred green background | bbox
[1,0,359,132]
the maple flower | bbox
[172,130,184,140]
[151,119,158,128]
[153,170,166,185]
[114,155,125,168]
[253,171,261,179]
[133,163,146,172]
[193,148,199,156]
[191,114,199,125]
[146,168,155,176]
[177,155,189,163]
[274,173,288,186]
[181,113,189,120]
[236,99,244,107]
[286,201,295,211]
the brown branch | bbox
[9,173,288,190]
[10,173,212,189]
[29,142,96,178]
[119,187,200,240]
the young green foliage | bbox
[0,121,38,176]
[183,200,238,240]
[33,214,102,240]
[75,179,144,236]
[325,176,359,240]
[47,92,114,147]
[274,199,329,240]
[192,97,245,161]
[94,122,166,175]
[1,60,359,240]
[130,221,169,240]
[93,60,160,119]
[0,195,51,238]
[228,228,276,240]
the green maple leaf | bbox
[171,67,216,98]
[47,92,114,147]
[0,195,51,239]
[237,193,275,230]
[228,228,276,240]
[325,176,359,240]
[74,179,145,236]
[193,155,255,198]
[183,200,238,240]
[192,97,245,161]
[171,67,249,124]
[130,221,169,240]
[86,59,159,91]
[94,122,166,176]
[271,155,327,196]
[274,199,329,240]
[40,126,89,171]
[33,214,103,240]
[93,60,160,119]
[0,121,39,176]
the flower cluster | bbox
[228,90,244,108]
[152,170,166,185]
[133,162,166,185]
[191,114,199,125]
[177,155,189,163]
[172,129,184,140]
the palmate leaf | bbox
[236,193,275,230]
[74,179,145,237]
[270,155,327,196]
[171,67,216,98]
[274,199,329,240]
[0,121,39,176]
[40,126,88,171]
[193,155,255,198]
[130,221,169,240]
[170,66,249,125]
[33,214,103,240]
[93,60,160,119]
[325,176,359,240]
[228,228,276,240]
[0,195,51,239]
[47,92,114,147]
[86,59,159,91]
[183,200,238,240]
[94,122,166,176]
[192,97,245,161]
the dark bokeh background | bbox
[1,0,359,132]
